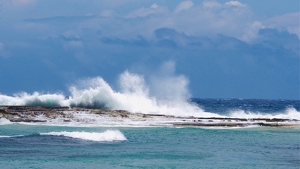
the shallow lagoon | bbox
[0,124,299,168]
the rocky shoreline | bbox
[0,106,299,127]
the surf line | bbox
[0,106,299,127]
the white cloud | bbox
[168,0,255,41]
[2,0,296,46]
[202,0,221,8]
[225,1,245,7]
[174,1,194,13]
[150,3,158,9]
[264,12,300,39]
[104,0,256,41]
[125,3,167,18]
[241,21,265,42]
[1,0,259,42]
[87,1,259,42]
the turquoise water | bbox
[1,99,299,168]
[0,124,299,168]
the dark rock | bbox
[0,106,298,127]
[9,118,47,122]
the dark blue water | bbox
[190,98,300,115]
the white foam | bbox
[0,135,12,138]
[0,69,221,118]
[0,68,298,120]
[0,118,12,125]
[0,92,67,106]
[203,125,262,130]
[40,130,127,142]
[228,107,300,120]
[27,111,185,127]
[66,71,221,117]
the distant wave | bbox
[40,130,127,142]
[0,130,127,141]
[228,107,300,120]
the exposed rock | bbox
[0,106,299,127]
[9,118,47,123]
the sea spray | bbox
[0,70,215,117]
[149,61,190,101]
[0,70,299,119]
[66,70,214,117]
[228,107,300,120]
[0,92,66,106]
[68,77,117,109]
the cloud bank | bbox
[0,0,298,99]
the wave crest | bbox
[228,107,300,120]
[0,70,216,117]
[40,130,127,142]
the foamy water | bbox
[40,130,127,142]
[0,135,24,138]
[0,130,127,141]
[228,107,300,120]
[0,70,217,117]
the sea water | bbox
[0,124,299,168]
[0,99,299,169]
[0,71,299,168]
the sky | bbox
[0,0,299,100]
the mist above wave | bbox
[0,64,299,119]
[0,66,216,117]
[228,107,300,120]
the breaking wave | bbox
[228,107,300,120]
[0,66,299,119]
[0,69,219,117]
[40,130,127,142]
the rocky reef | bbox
[0,106,299,127]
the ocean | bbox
[0,99,299,169]
[0,73,299,168]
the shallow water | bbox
[0,124,299,168]
[1,99,299,168]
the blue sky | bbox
[0,0,299,99]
